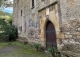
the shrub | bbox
[0,35,9,42]
[1,25,18,41]
[0,13,17,42]
[33,43,40,48]
[33,43,41,51]
[7,25,18,41]
[48,47,56,54]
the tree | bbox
[0,12,18,41]
[0,17,18,41]
[0,10,5,16]
[0,0,7,7]
[0,0,13,7]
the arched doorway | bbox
[46,21,57,48]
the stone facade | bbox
[13,0,80,55]
[13,0,60,46]
[60,0,80,46]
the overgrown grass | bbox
[0,42,9,49]
[0,41,49,57]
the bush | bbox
[33,43,40,48]
[0,12,17,42]
[7,25,18,41]
[48,47,56,54]
[0,25,18,42]
[0,35,9,42]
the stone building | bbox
[13,0,80,54]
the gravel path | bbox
[0,45,17,54]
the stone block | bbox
[78,28,80,31]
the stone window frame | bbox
[41,0,45,2]
[14,2,16,7]
[24,20,26,33]
[29,19,31,27]
[18,26,22,34]
[32,0,34,8]
[21,10,22,16]
[17,0,19,3]
[30,0,36,9]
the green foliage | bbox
[0,13,12,25]
[6,25,18,41]
[48,47,56,54]
[0,35,9,42]
[0,13,18,42]
[0,10,5,16]
[0,0,12,7]
[33,43,40,48]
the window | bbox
[41,0,45,1]
[32,0,34,8]
[19,26,22,33]
[24,21,26,33]
[21,10,22,16]
[17,0,19,3]
[31,0,36,9]
[15,3,16,7]
[29,19,31,27]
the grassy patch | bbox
[0,42,9,49]
[0,41,49,57]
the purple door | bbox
[46,21,57,48]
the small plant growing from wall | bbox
[48,47,56,57]
[33,43,40,51]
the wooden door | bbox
[46,21,57,48]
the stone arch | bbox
[44,20,57,48]
[39,5,61,49]
[39,15,60,48]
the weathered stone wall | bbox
[59,0,80,42]
[62,19,80,40]
[13,0,60,46]
[60,0,80,20]
[13,0,80,53]
[59,0,80,56]
[13,0,18,27]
